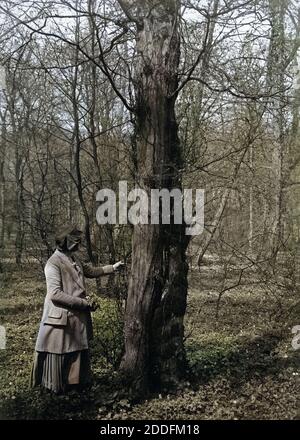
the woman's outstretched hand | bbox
[113,261,125,272]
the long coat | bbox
[35,249,114,354]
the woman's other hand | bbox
[86,296,99,312]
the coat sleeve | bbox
[81,262,115,278]
[45,261,89,310]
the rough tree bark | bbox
[119,0,189,396]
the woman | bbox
[31,224,124,394]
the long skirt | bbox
[30,350,91,394]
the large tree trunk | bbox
[120,0,189,396]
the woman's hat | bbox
[55,224,83,251]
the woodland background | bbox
[0,0,299,419]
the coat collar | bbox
[54,249,85,290]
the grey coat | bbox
[35,249,114,354]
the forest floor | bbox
[0,259,299,420]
